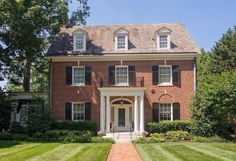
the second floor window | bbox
[159,103,172,121]
[74,34,86,51]
[117,35,126,49]
[159,66,172,85]
[115,66,128,85]
[73,67,85,85]
[72,103,85,121]
[159,35,168,49]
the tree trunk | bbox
[23,59,31,92]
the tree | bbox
[0,0,90,92]
[208,26,236,74]
[191,71,236,137]
[0,88,13,131]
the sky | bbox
[1,0,236,88]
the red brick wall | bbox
[51,60,194,128]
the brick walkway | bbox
[107,143,142,161]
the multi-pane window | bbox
[117,35,126,49]
[75,34,85,51]
[159,66,172,84]
[115,66,128,85]
[159,103,172,121]
[73,67,85,84]
[159,35,168,49]
[72,103,85,121]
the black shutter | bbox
[85,102,91,120]
[65,102,72,120]
[152,103,159,122]
[152,66,159,85]
[128,66,135,86]
[109,66,115,85]
[172,66,180,85]
[85,66,92,85]
[66,67,72,85]
[173,102,180,120]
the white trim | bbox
[72,102,85,121]
[158,65,173,86]
[73,33,86,52]
[111,97,133,105]
[115,34,128,51]
[98,87,145,97]
[72,66,85,86]
[159,103,173,121]
[157,34,170,50]
[115,65,129,86]
[48,53,200,62]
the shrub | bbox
[165,131,190,141]
[27,97,52,134]
[9,122,28,134]
[0,132,12,140]
[147,121,192,134]
[11,134,28,141]
[91,137,114,143]
[191,136,228,143]
[133,136,165,143]
[51,120,97,134]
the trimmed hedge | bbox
[50,120,97,134]
[147,121,192,134]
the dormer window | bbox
[114,28,129,51]
[73,29,87,52]
[156,27,172,50]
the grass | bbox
[135,142,236,161]
[0,141,111,161]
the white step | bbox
[103,132,142,143]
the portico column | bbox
[139,95,144,133]
[134,96,138,133]
[106,96,110,133]
[100,95,105,133]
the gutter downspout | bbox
[193,57,197,94]
[49,59,52,108]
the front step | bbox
[103,132,141,143]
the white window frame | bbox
[73,33,86,52]
[157,34,170,50]
[72,66,85,86]
[115,65,129,86]
[115,34,128,51]
[158,65,173,86]
[159,103,173,121]
[72,102,85,121]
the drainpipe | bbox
[49,59,52,108]
[193,57,197,94]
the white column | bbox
[100,95,105,133]
[134,96,138,133]
[139,95,144,133]
[106,96,110,133]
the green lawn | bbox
[0,141,111,161]
[135,142,236,161]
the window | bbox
[159,103,172,121]
[159,35,168,48]
[73,67,85,85]
[72,103,85,121]
[159,66,172,85]
[115,66,128,85]
[74,34,86,51]
[115,35,128,50]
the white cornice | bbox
[47,53,201,62]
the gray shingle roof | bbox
[47,23,200,56]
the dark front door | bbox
[118,108,125,127]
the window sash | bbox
[72,103,85,121]
[73,67,85,84]
[117,35,126,49]
[159,103,172,121]
[159,66,172,84]
[115,66,128,84]
[159,35,168,48]
[75,35,85,50]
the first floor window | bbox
[72,103,85,121]
[159,103,172,121]
[115,66,128,85]
[159,66,172,84]
[73,67,85,85]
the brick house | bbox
[47,23,200,135]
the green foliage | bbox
[91,137,115,143]
[191,71,236,137]
[51,120,97,134]
[0,0,90,91]
[191,136,228,143]
[165,131,190,142]
[9,122,28,134]
[27,97,52,134]
[147,121,192,134]
[0,90,13,131]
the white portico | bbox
[98,87,146,135]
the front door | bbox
[118,108,125,127]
